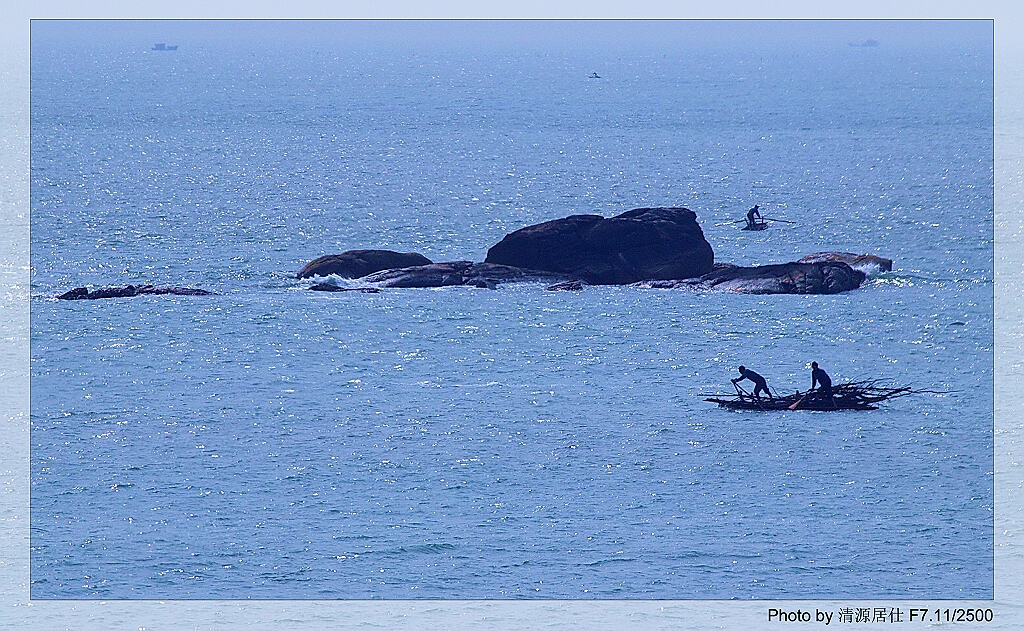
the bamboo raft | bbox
[705,380,918,411]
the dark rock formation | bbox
[633,261,866,294]
[309,283,381,293]
[484,207,714,285]
[546,280,585,291]
[796,252,892,273]
[57,287,91,300]
[359,261,571,288]
[296,250,432,279]
[57,285,215,300]
[468,278,498,289]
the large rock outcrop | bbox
[634,261,866,294]
[359,261,571,288]
[484,207,714,285]
[58,285,215,300]
[297,250,432,279]
[796,252,892,273]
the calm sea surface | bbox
[29,21,993,599]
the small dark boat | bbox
[707,395,876,411]
[588,72,601,79]
[152,43,179,51]
[741,220,768,231]
[706,380,915,411]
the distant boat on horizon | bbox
[848,39,880,48]
[152,43,178,51]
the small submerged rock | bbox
[57,285,215,300]
[297,250,432,279]
[546,280,585,291]
[308,283,381,293]
[468,278,498,289]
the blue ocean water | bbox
[29,20,993,599]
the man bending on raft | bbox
[732,365,773,399]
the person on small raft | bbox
[810,361,837,409]
[732,365,773,400]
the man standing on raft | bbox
[732,365,773,400]
[811,361,837,409]
[746,204,762,229]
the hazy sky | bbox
[30,19,992,52]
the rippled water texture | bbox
[29,20,993,599]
